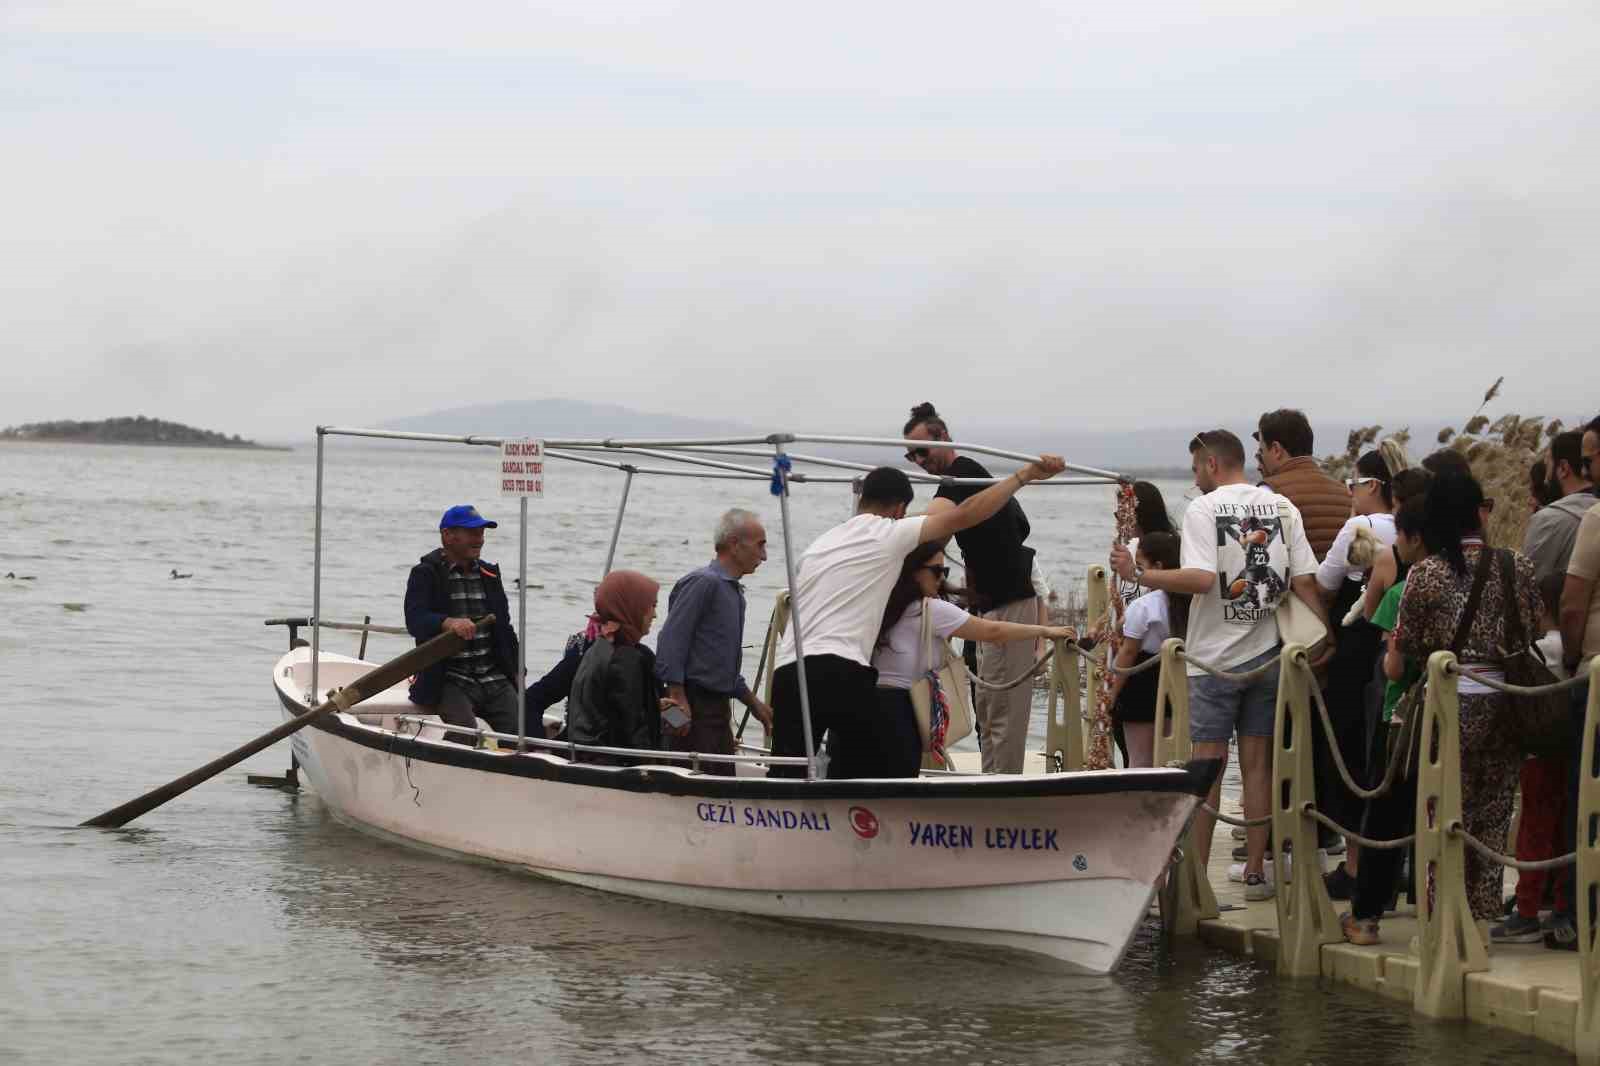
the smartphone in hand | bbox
[662,703,690,730]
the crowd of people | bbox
[399,403,1600,954]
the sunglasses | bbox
[1345,476,1380,490]
[921,564,951,579]
[905,447,930,462]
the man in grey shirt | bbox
[1524,429,1596,583]
[655,509,775,773]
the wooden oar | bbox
[81,616,493,829]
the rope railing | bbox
[1110,653,1163,677]
[1199,801,1271,828]
[1299,803,1580,865]
[967,641,1061,692]
[1448,661,1590,696]
[1307,669,1418,803]
[1176,649,1277,684]
[1301,804,1416,850]
[1449,820,1578,872]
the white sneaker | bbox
[1228,854,1291,883]
[1244,872,1275,901]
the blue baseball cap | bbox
[439,504,497,530]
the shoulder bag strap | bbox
[1448,546,1495,656]
[920,597,936,676]
[1497,549,1527,655]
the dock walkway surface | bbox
[1196,804,1586,1057]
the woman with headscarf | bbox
[566,570,680,764]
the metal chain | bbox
[1177,650,1276,684]
[1448,821,1578,871]
[1448,662,1588,696]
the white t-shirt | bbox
[1179,483,1318,676]
[775,513,929,670]
[1316,513,1397,591]
[1122,589,1172,655]
[872,598,972,689]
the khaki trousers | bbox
[975,597,1039,774]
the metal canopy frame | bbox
[308,425,1126,782]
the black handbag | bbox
[1496,550,1570,757]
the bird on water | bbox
[170,569,193,580]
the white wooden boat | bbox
[273,645,1214,973]
[271,424,1216,973]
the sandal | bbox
[1340,911,1380,946]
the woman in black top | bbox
[566,570,681,764]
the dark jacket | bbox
[566,637,663,762]
[403,548,519,706]
[525,634,590,720]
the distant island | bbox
[0,416,280,449]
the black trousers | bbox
[769,656,880,779]
[1352,724,1418,921]
[864,688,925,779]
[1314,598,1385,843]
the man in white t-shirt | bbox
[1111,429,1324,901]
[771,457,1066,778]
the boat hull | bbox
[274,649,1211,974]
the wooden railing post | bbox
[1044,640,1085,772]
[1272,645,1341,977]
[1414,651,1488,1019]
[1577,658,1600,1063]
[1085,564,1114,769]
[1152,638,1218,934]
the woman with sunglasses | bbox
[865,541,1077,777]
[1313,449,1399,898]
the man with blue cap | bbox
[404,504,521,744]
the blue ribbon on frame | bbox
[770,454,792,496]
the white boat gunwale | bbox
[275,671,1218,802]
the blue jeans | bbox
[1188,645,1282,743]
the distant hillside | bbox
[1,416,273,449]
[382,398,751,442]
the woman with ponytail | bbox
[1315,449,1399,899]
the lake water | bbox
[0,440,1566,1064]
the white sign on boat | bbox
[499,438,544,498]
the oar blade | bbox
[80,616,494,829]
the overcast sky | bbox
[4,2,1597,442]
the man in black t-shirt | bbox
[903,403,1045,773]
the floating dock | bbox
[1196,811,1586,1057]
